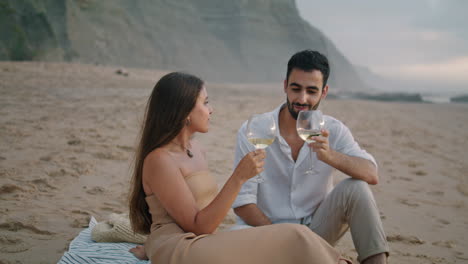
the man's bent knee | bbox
[336,178,375,206]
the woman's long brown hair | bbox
[129,72,204,234]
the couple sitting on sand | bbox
[128,50,390,264]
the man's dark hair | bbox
[286,50,330,88]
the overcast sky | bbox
[296,0,468,92]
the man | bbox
[232,50,389,263]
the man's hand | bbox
[309,129,379,184]
[234,204,272,226]
[310,129,332,163]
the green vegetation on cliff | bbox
[0,0,60,60]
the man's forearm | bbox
[325,150,379,185]
[233,204,272,226]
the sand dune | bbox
[0,62,467,263]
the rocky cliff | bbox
[0,0,370,90]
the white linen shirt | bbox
[232,104,377,224]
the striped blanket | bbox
[58,217,150,264]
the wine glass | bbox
[296,110,325,174]
[246,113,276,183]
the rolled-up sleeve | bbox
[232,122,258,209]
[334,122,378,168]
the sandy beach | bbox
[1,62,467,264]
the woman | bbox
[128,72,350,264]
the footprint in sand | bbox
[30,178,58,192]
[0,235,30,253]
[70,161,93,176]
[436,218,450,225]
[411,170,427,176]
[40,155,53,162]
[47,169,69,178]
[0,183,36,200]
[427,190,444,196]
[89,133,103,139]
[413,254,446,263]
[93,151,126,160]
[397,176,412,182]
[452,200,465,209]
[0,168,17,178]
[456,183,468,197]
[117,145,134,152]
[71,209,92,216]
[0,221,55,236]
[70,210,92,228]
[406,161,423,168]
[67,139,82,146]
[455,251,468,261]
[398,198,419,207]
[387,234,425,245]
[0,184,24,196]
[86,186,105,195]
[71,218,91,228]
[39,151,61,162]
[99,202,123,214]
[99,205,124,215]
[432,240,456,248]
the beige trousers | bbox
[301,178,390,263]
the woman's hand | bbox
[233,149,266,183]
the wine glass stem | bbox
[309,149,314,171]
[255,172,265,183]
[254,147,265,183]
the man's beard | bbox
[286,97,321,120]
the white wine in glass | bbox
[297,128,322,143]
[296,110,325,174]
[246,113,276,183]
[247,138,275,149]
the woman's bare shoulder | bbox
[142,148,183,195]
[143,148,178,174]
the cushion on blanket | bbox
[91,213,147,244]
[58,217,150,264]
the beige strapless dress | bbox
[144,171,346,264]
